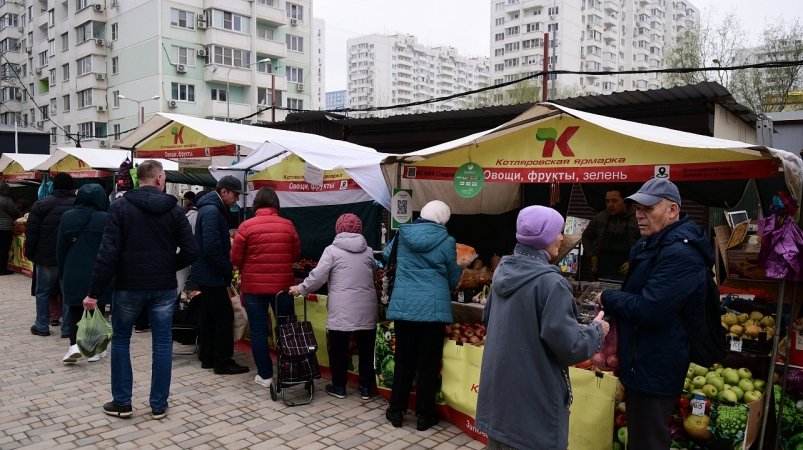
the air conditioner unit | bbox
[96,73,105,80]
[176,64,187,73]
[15,92,22,100]
[168,100,178,108]
[99,140,107,147]
[17,27,24,33]
[197,48,207,57]
[290,18,298,26]
[96,105,106,112]
[95,38,105,46]
[13,43,20,51]
[296,83,304,91]
[197,19,207,29]
[25,46,32,53]
[35,67,42,74]
[93,3,103,11]
[36,121,44,128]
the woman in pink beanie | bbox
[476,205,609,450]
[290,213,377,400]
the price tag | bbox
[690,395,706,416]
[730,338,743,352]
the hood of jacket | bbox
[332,232,368,253]
[642,215,714,267]
[196,189,224,213]
[398,221,451,253]
[492,244,559,298]
[123,185,178,214]
[74,184,107,211]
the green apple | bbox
[724,384,732,390]
[684,379,691,391]
[715,367,724,376]
[612,443,623,450]
[708,377,725,393]
[702,384,718,398]
[693,376,707,389]
[738,368,753,380]
[744,390,762,404]
[706,372,721,382]
[687,368,694,379]
[753,379,766,391]
[730,386,745,401]
[738,379,755,393]
[692,364,709,377]
[618,427,628,445]
[723,369,740,385]
[720,389,738,403]
[692,389,705,397]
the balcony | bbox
[255,38,287,59]
[202,28,251,51]
[604,15,617,28]
[255,2,289,26]
[255,72,286,93]
[603,0,619,13]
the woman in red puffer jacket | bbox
[230,187,300,388]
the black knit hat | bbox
[52,173,75,190]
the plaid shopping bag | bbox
[276,320,321,382]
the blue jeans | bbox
[33,265,66,333]
[244,293,295,380]
[110,289,175,411]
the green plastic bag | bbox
[76,309,113,357]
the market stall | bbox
[375,102,802,448]
[0,153,49,275]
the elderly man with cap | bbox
[595,177,713,449]
[383,200,464,431]
[476,205,608,450]
[289,213,377,400]
[190,175,249,375]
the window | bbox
[171,82,195,102]
[63,125,71,143]
[40,105,49,120]
[170,8,195,30]
[494,33,504,41]
[173,46,195,66]
[505,26,520,36]
[210,10,250,33]
[48,68,55,86]
[62,94,70,112]
[494,63,504,72]
[112,57,118,74]
[256,28,274,40]
[285,66,303,83]
[547,23,559,32]
[548,6,559,15]
[113,124,121,140]
[78,89,93,108]
[78,122,93,138]
[504,58,519,67]
[287,98,303,110]
[494,48,504,56]
[47,9,54,27]
[112,90,119,108]
[75,21,92,44]
[286,2,303,20]
[525,23,540,32]
[522,38,543,48]
[504,42,520,52]
[286,34,303,52]
[50,127,57,144]
[495,18,505,26]
[76,0,91,10]
[211,88,227,101]
[76,56,91,75]
[210,46,251,68]
[111,23,118,41]
[61,33,69,51]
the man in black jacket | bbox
[26,173,75,337]
[83,160,199,420]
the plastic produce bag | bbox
[76,309,113,358]
[591,315,619,371]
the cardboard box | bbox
[727,246,767,280]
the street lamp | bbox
[261,57,277,123]
[225,57,272,121]
[117,94,161,126]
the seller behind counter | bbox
[582,186,640,280]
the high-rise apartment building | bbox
[346,33,490,117]
[0,0,315,151]
[488,0,699,101]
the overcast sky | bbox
[314,0,803,92]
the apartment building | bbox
[346,33,490,117]
[488,0,699,100]
[325,89,346,110]
[0,0,315,151]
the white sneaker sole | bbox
[88,351,107,362]
[62,352,81,363]
[254,377,272,388]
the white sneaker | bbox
[88,349,107,363]
[62,345,82,364]
[254,375,272,388]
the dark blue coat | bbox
[189,192,232,287]
[25,189,75,266]
[88,186,198,298]
[601,215,713,397]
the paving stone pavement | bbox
[0,272,482,449]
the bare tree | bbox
[730,19,803,113]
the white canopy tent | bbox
[0,153,50,181]
[116,112,391,209]
[31,147,178,173]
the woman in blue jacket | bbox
[384,200,463,431]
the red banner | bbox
[403,159,779,183]
[252,179,363,192]
[2,172,41,181]
[49,169,114,179]
[135,144,237,159]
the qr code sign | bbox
[396,199,408,216]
